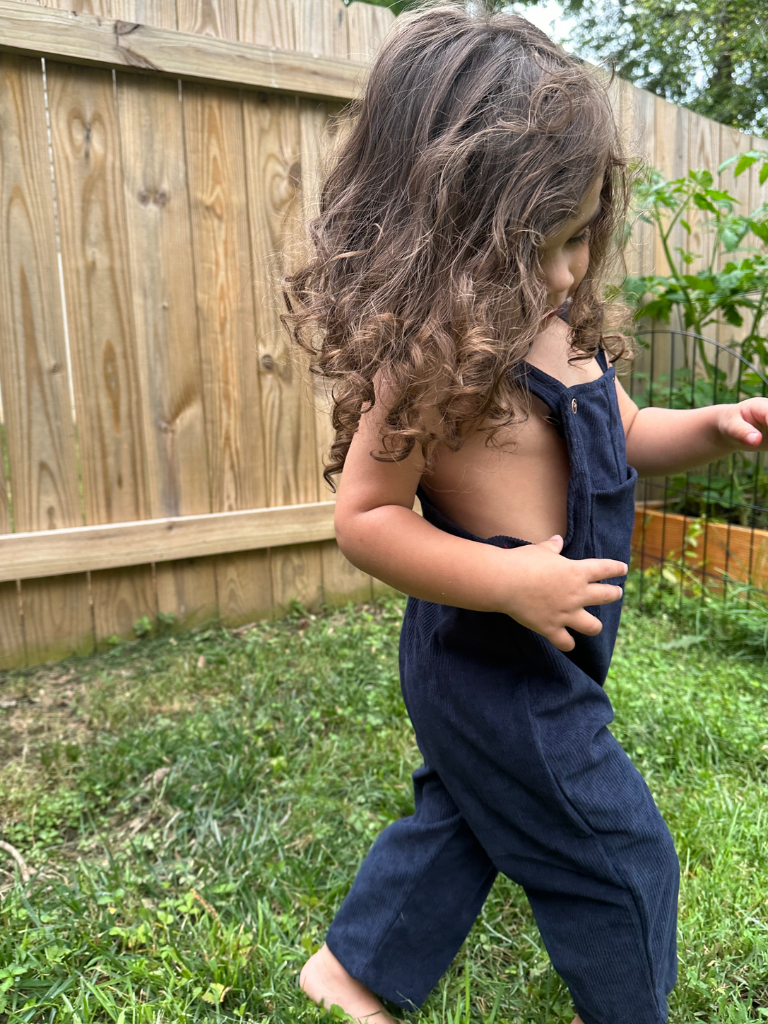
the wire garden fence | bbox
[628,328,768,612]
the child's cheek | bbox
[575,245,591,286]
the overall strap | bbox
[518,364,566,436]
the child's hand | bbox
[501,534,627,652]
[718,398,768,452]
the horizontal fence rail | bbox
[0,502,337,582]
[0,0,368,100]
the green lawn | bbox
[1,595,767,1023]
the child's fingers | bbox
[584,582,624,606]
[568,608,604,637]
[581,558,629,581]
[733,401,768,446]
[742,398,768,430]
[536,534,564,554]
[548,627,576,652]
[732,414,763,446]
[741,425,763,446]
[548,608,603,650]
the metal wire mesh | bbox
[626,329,768,607]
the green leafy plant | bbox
[624,150,768,366]
[623,150,768,527]
[627,562,768,659]
[631,360,768,526]
[133,615,153,639]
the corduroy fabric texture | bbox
[326,346,679,1024]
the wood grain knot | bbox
[261,354,275,372]
[138,187,169,207]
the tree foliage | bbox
[560,0,767,138]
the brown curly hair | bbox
[281,0,632,490]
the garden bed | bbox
[632,504,768,588]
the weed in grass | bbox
[626,562,768,659]
[0,596,767,1022]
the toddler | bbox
[282,4,768,1022]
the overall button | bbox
[571,397,578,414]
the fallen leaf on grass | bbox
[142,766,172,789]
[200,983,231,1004]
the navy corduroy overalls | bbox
[326,343,680,1024]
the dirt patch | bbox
[0,665,94,767]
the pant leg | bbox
[399,628,679,1024]
[326,760,497,1010]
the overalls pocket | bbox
[590,466,638,582]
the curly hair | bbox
[281,0,632,489]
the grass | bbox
[0,587,767,1023]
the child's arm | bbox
[616,380,768,476]
[335,383,628,654]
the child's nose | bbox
[545,253,575,296]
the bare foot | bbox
[299,943,400,1023]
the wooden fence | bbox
[0,0,766,672]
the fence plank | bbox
[0,429,10,536]
[0,583,24,670]
[180,0,273,627]
[214,548,273,622]
[300,0,348,58]
[0,415,23,665]
[347,0,394,61]
[183,80,274,623]
[243,91,323,612]
[47,60,157,645]
[621,83,655,278]
[651,93,688,401]
[236,0,299,48]
[687,110,720,273]
[298,96,372,603]
[748,134,768,340]
[0,58,82,533]
[40,0,110,12]
[716,126,753,353]
[653,95,688,288]
[240,0,323,610]
[176,0,238,40]
[748,134,768,220]
[116,71,218,628]
[0,54,93,665]
[110,0,175,25]
[237,0,361,57]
